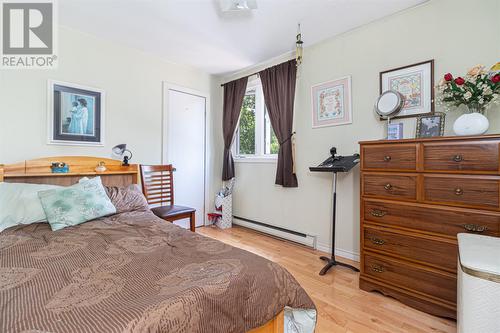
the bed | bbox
[0,157,316,333]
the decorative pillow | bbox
[105,185,150,214]
[38,177,116,231]
[0,182,62,232]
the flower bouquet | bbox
[436,63,500,135]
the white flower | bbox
[483,86,493,95]
[464,91,472,100]
[479,98,484,104]
[467,64,486,77]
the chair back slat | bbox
[140,164,174,206]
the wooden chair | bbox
[140,164,196,232]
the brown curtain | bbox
[222,76,248,181]
[259,59,298,187]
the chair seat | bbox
[151,205,196,219]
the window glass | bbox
[237,89,256,155]
[264,110,279,155]
[235,77,279,158]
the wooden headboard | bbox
[0,156,139,187]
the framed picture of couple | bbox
[47,80,105,146]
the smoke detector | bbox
[219,0,257,12]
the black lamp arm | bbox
[124,149,133,161]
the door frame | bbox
[162,82,211,226]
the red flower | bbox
[454,77,465,85]
[444,73,453,81]
[492,74,500,83]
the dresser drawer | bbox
[423,175,499,209]
[363,199,500,237]
[362,174,417,201]
[423,141,499,173]
[362,144,417,171]
[363,253,456,303]
[363,226,457,272]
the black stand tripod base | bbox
[310,154,361,276]
[319,256,360,275]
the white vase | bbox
[453,112,489,136]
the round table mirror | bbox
[375,90,404,118]
[374,90,405,139]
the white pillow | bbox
[0,182,61,232]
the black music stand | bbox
[310,147,360,275]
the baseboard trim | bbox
[316,242,360,262]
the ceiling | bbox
[59,0,428,75]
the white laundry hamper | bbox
[457,233,500,333]
[215,194,232,229]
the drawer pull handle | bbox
[370,238,385,245]
[455,188,464,196]
[384,183,393,191]
[370,209,387,218]
[463,224,487,233]
[371,265,385,273]
[453,154,464,162]
[383,155,391,162]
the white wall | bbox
[0,26,213,166]
[213,0,500,260]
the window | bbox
[264,111,279,155]
[237,88,256,155]
[235,77,278,160]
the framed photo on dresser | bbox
[380,60,434,119]
[415,113,445,138]
[47,80,105,146]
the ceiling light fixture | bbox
[219,0,257,12]
[296,23,304,66]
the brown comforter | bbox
[0,207,314,332]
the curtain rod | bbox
[220,58,296,87]
[220,72,260,87]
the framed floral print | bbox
[47,80,105,146]
[311,76,352,128]
[380,60,434,119]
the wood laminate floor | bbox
[197,225,456,333]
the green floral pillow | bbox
[38,177,116,231]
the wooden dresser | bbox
[359,135,500,319]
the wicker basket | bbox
[215,194,232,229]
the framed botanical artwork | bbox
[47,80,105,146]
[311,76,352,128]
[380,60,434,119]
[415,113,445,138]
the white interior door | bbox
[166,88,206,228]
